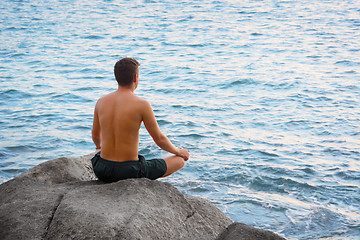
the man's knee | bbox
[165,156,185,170]
[177,158,186,169]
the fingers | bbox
[179,149,189,161]
[175,148,189,161]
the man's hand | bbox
[176,148,189,161]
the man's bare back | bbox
[91,57,188,179]
[93,90,147,161]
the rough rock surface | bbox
[0,154,232,240]
[0,154,285,240]
[21,154,97,184]
[215,222,286,240]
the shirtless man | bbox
[91,57,189,182]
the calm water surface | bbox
[1,0,359,239]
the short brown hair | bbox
[114,57,140,86]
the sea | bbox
[0,0,359,239]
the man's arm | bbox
[92,101,101,152]
[142,100,189,160]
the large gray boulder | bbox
[0,154,286,240]
[0,154,231,240]
[45,179,231,240]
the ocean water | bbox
[1,0,359,239]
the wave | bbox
[0,89,34,100]
[220,78,257,89]
[49,92,92,103]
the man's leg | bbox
[161,155,186,177]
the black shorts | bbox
[91,152,167,183]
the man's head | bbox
[114,57,140,87]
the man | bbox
[91,57,189,182]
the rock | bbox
[45,179,231,240]
[0,154,286,240]
[184,195,233,236]
[215,222,286,240]
[21,154,96,184]
[0,174,99,240]
[0,154,232,240]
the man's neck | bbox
[117,85,135,93]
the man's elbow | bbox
[92,136,100,142]
[92,130,100,142]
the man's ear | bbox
[133,73,139,83]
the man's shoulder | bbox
[96,92,151,109]
[95,94,111,107]
[127,93,146,103]
[97,92,115,101]
[133,95,151,110]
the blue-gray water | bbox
[1,0,359,239]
